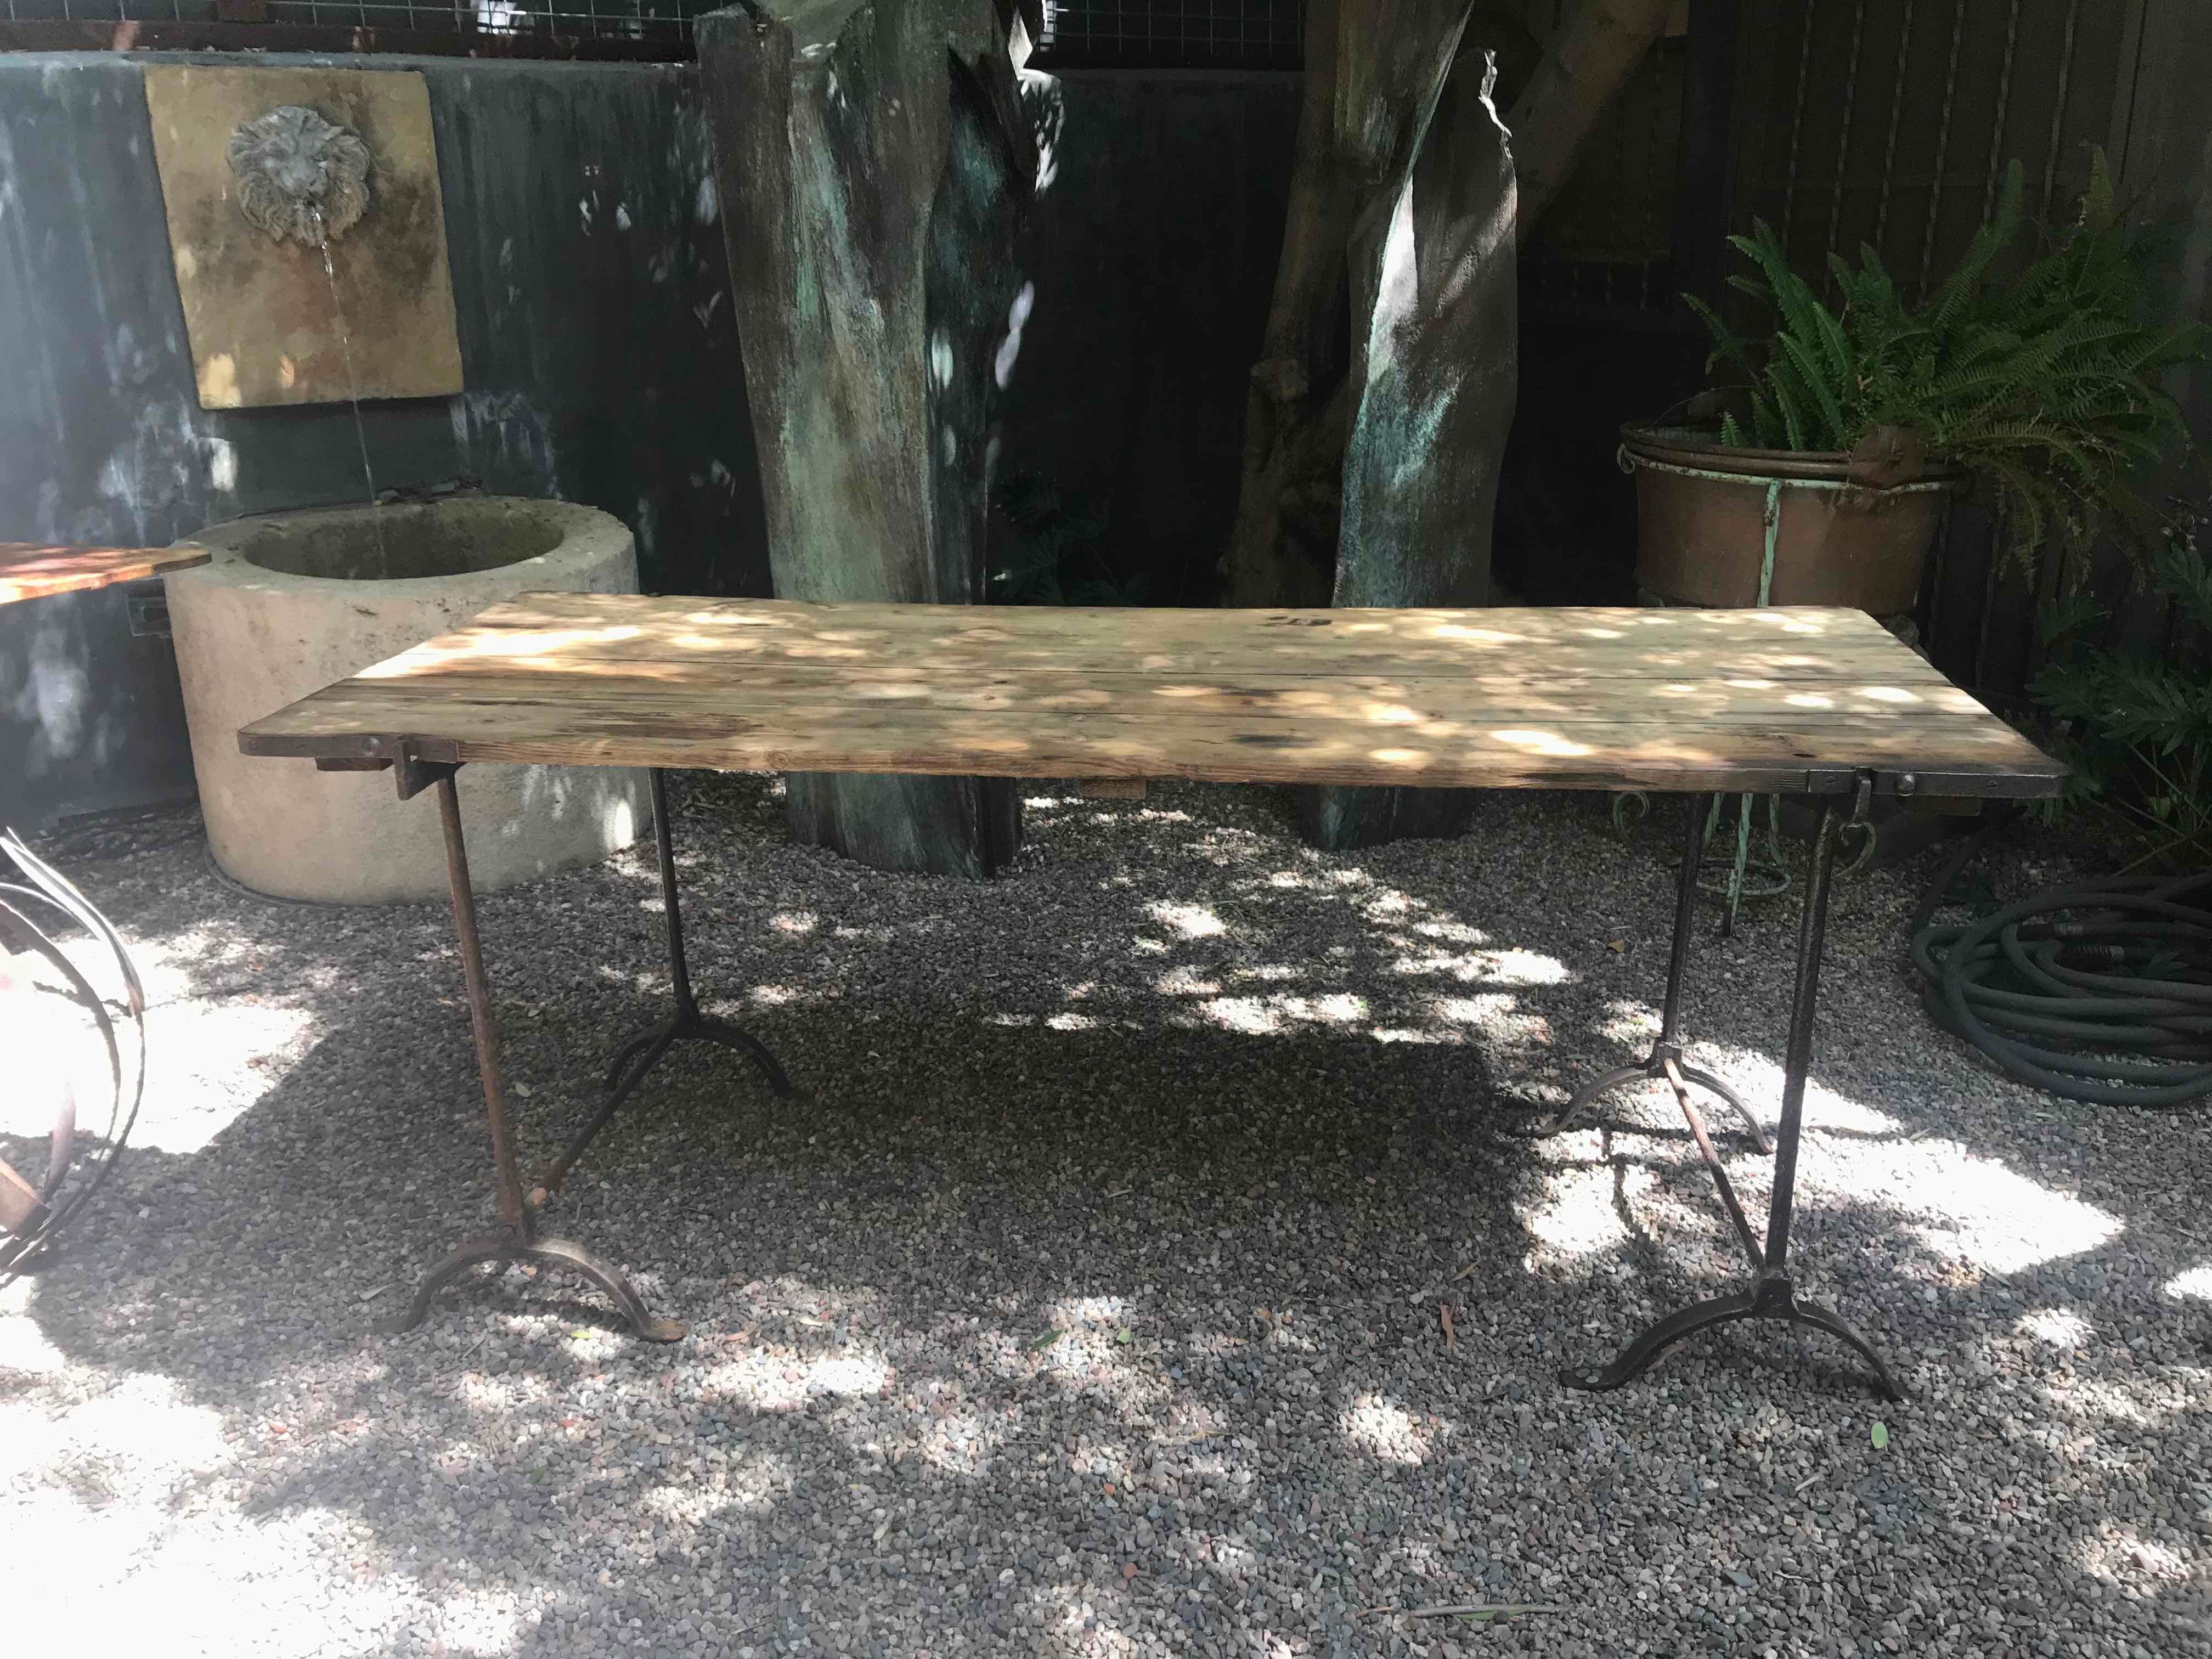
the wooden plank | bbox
[241,697,2056,790]
[259,667,2024,732]
[479,591,1914,640]
[240,719,2057,796]
[0,543,210,606]
[358,638,1954,687]
[236,597,2066,798]
[365,635,1950,688]
[428,591,1937,664]
[369,647,1952,692]
[435,591,1929,651]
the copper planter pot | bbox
[1622,423,1961,613]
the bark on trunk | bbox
[1218,0,1520,848]
[1302,48,1518,849]
[698,0,1030,877]
[1220,0,1479,612]
[1504,0,1678,239]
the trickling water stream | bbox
[314,208,389,564]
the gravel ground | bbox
[3,775,2208,1659]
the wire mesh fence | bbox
[1,0,1304,63]
[1031,0,1300,70]
[0,0,712,54]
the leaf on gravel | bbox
[1438,1302,1457,1348]
[1871,1421,1889,1450]
[1116,1327,1133,1345]
[1026,1330,1062,1353]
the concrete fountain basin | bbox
[168,496,647,904]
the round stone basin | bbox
[236,498,568,581]
[167,497,647,904]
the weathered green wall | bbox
[0,50,769,832]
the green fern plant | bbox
[1688,150,2205,567]
[2030,510,2212,870]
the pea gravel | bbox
[3,775,2208,1659]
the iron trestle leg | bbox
[1562,794,1903,1400]
[1534,794,1770,1153]
[380,770,686,1342]
[527,767,792,1207]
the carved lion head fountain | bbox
[227,103,372,247]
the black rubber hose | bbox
[1908,811,2212,1108]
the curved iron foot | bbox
[377,1231,686,1342]
[601,1012,792,1107]
[606,1020,684,1107]
[603,1024,672,1094]
[1559,1287,1754,1391]
[1521,1062,1652,1138]
[527,1235,689,1342]
[1527,1057,1769,1152]
[1561,1274,1900,1399]
[1673,1063,1771,1155]
[533,1010,793,1205]
[694,1015,795,1097]
[1776,1293,1902,1400]
[377,1234,519,1335]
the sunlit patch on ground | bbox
[1341,1393,1431,1465]
[2162,1264,2212,1302]
[1516,1156,1640,1264]
[2019,1307,2097,1347]
[1145,901,1226,939]
[699,1349,893,1412]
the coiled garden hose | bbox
[1909,811,2212,1108]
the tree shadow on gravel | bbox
[6,775,2210,1658]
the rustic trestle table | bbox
[239,596,2066,1394]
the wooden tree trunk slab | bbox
[1504,0,1678,236]
[697,0,1029,877]
[1307,49,1518,849]
[1222,0,1476,614]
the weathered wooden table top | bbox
[238,594,2066,797]
[0,542,210,606]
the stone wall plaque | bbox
[143,66,464,410]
